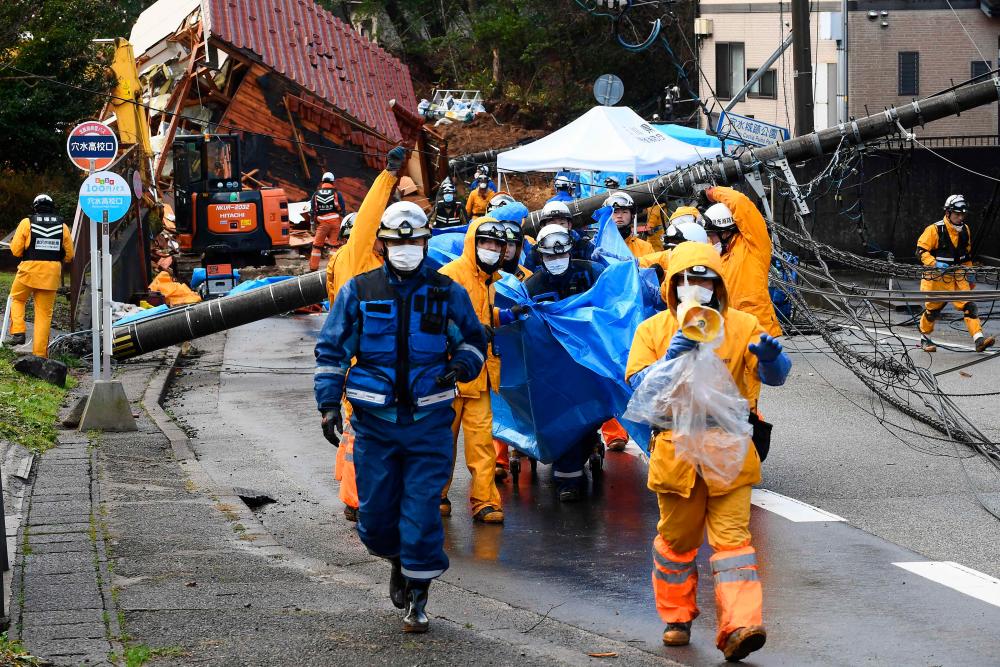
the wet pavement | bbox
[164,313,1000,666]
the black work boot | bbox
[5,333,25,346]
[389,557,405,609]
[402,580,430,633]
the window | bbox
[747,68,778,99]
[972,60,993,79]
[716,42,746,100]
[898,52,919,96]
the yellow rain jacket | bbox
[917,218,974,292]
[626,242,765,497]
[706,187,782,337]
[625,234,654,258]
[465,188,495,218]
[439,217,502,398]
[9,218,74,290]
[325,170,398,304]
[645,204,667,252]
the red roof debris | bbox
[209,0,418,144]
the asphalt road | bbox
[164,309,1000,666]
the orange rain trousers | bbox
[652,476,762,649]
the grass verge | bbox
[0,347,75,454]
[0,632,41,665]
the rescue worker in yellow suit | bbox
[602,191,653,452]
[917,194,995,353]
[638,207,707,273]
[6,194,74,357]
[699,187,783,337]
[439,217,523,523]
[643,202,670,252]
[323,148,407,522]
[626,241,791,662]
[465,176,495,218]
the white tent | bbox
[497,106,719,175]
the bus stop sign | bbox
[67,121,118,172]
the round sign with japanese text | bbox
[79,171,132,222]
[67,121,118,172]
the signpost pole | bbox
[101,210,112,381]
[88,159,101,381]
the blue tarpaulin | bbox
[491,216,655,461]
[652,123,723,149]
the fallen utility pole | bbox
[112,78,1000,360]
[448,141,536,175]
[524,77,1000,235]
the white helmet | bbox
[321,172,335,183]
[702,202,736,232]
[487,192,516,213]
[664,220,709,248]
[540,200,572,224]
[604,191,635,213]
[339,212,357,240]
[554,175,573,191]
[32,193,55,212]
[944,194,967,213]
[378,201,430,240]
[535,224,573,255]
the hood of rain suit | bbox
[662,241,729,314]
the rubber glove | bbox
[665,330,698,361]
[386,146,407,173]
[321,409,342,447]
[750,333,792,386]
[748,333,782,362]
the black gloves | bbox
[321,409,342,447]
[693,184,713,209]
[387,146,407,173]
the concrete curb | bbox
[141,345,368,583]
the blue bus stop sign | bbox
[79,171,132,222]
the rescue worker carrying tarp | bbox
[625,241,790,662]
[489,202,532,481]
[524,224,605,501]
[314,201,488,634]
[6,194,73,357]
[699,187,782,337]
[465,176,495,218]
[440,218,521,523]
[310,172,347,270]
[324,148,407,522]
[524,201,596,272]
[917,194,995,353]
[603,191,654,452]
[429,180,468,229]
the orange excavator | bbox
[171,133,289,266]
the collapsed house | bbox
[129,0,446,211]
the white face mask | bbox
[477,248,502,267]
[712,241,723,254]
[386,244,424,272]
[544,256,570,275]
[677,283,714,305]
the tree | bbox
[0,0,153,172]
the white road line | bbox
[893,561,1000,609]
[751,489,846,522]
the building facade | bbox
[697,0,1000,138]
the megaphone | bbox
[677,301,723,343]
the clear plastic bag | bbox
[623,329,752,487]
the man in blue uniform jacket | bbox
[314,200,488,633]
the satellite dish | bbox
[593,74,624,106]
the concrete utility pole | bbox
[110,78,1000,360]
[791,0,815,135]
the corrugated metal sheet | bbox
[209,0,418,143]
